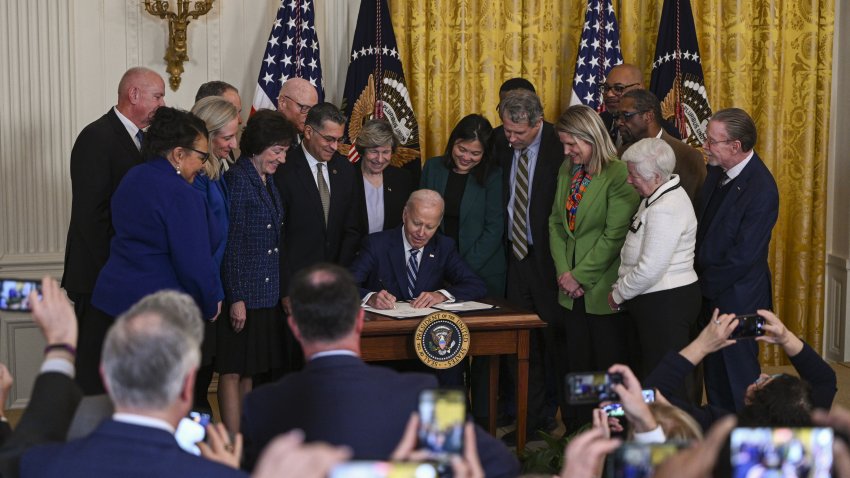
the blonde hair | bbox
[191,96,239,180]
[627,402,703,441]
[555,104,617,175]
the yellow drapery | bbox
[390,0,833,364]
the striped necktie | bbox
[407,248,420,299]
[135,129,144,151]
[511,150,530,260]
[316,162,330,224]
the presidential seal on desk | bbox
[414,311,470,369]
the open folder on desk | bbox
[363,301,438,319]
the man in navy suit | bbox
[696,108,779,412]
[350,189,486,309]
[22,291,245,478]
[240,263,518,477]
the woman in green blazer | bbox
[549,105,639,387]
[421,114,505,297]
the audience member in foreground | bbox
[240,263,518,477]
[22,291,245,478]
[0,277,83,477]
[644,309,836,430]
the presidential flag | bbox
[251,0,324,113]
[339,0,419,170]
[569,0,624,110]
[649,0,711,147]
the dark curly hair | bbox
[738,375,814,427]
[442,114,495,186]
[141,107,208,160]
[240,109,296,157]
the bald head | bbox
[602,63,644,114]
[117,67,166,129]
[277,78,319,132]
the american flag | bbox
[569,0,624,110]
[251,0,324,113]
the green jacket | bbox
[421,157,506,297]
[548,159,639,314]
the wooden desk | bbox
[360,304,545,451]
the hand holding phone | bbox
[417,389,465,459]
[566,372,623,405]
[728,313,766,340]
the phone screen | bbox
[603,389,656,417]
[417,389,465,458]
[0,279,41,312]
[175,411,211,456]
[608,442,689,478]
[729,314,766,340]
[566,372,622,404]
[730,427,833,478]
[329,462,438,478]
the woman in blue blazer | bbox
[420,114,505,296]
[190,96,240,412]
[217,110,296,433]
[79,107,222,395]
[420,114,505,422]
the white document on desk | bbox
[432,301,495,312]
[364,302,439,319]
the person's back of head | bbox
[738,375,814,427]
[195,80,238,103]
[499,78,536,95]
[102,290,203,412]
[289,263,361,343]
[141,107,209,161]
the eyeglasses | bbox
[599,83,639,95]
[187,147,210,163]
[309,127,343,145]
[615,110,646,121]
[704,137,737,147]
[284,95,313,114]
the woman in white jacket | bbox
[609,138,701,397]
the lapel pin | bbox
[429,253,435,258]
[332,169,338,174]
[387,187,392,192]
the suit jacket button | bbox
[267,249,272,255]
[267,224,272,230]
[274,248,279,253]
[265,277,270,283]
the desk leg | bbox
[488,355,499,435]
[516,330,530,452]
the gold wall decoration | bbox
[143,0,214,91]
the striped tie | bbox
[316,162,330,224]
[135,129,144,151]
[407,248,420,299]
[511,151,530,260]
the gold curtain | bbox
[390,0,833,364]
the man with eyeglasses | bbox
[277,77,319,139]
[599,64,681,145]
[274,101,362,313]
[616,89,705,208]
[695,108,778,414]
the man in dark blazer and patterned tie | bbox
[241,263,517,477]
[696,108,779,412]
[493,89,565,434]
[62,67,165,322]
[274,102,362,298]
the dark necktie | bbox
[135,129,144,151]
[511,151,530,260]
[316,162,330,224]
[407,248,420,299]
[718,172,730,188]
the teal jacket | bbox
[548,159,639,314]
[421,157,505,297]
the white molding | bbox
[826,253,850,361]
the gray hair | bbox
[710,108,757,151]
[621,138,676,181]
[102,291,202,410]
[354,119,398,156]
[405,189,445,214]
[498,90,544,126]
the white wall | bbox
[825,0,850,361]
[0,0,358,407]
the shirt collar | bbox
[309,349,359,361]
[654,129,663,139]
[401,228,424,254]
[724,150,755,180]
[113,106,140,138]
[113,412,175,434]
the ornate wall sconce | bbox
[143,0,215,91]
